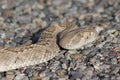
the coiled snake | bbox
[0,21,103,72]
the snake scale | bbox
[0,21,103,72]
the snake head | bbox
[58,26,98,50]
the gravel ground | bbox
[0,0,120,80]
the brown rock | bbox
[6,71,14,80]
[56,70,67,78]
[70,53,83,60]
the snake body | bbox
[0,21,100,72]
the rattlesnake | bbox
[0,21,104,72]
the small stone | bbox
[33,18,47,27]
[2,10,13,18]
[40,72,55,80]
[83,67,94,79]
[107,29,117,34]
[97,7,104,13]
[62,63,68,69]
[0,77,7,80]
[69,69,81,79]
[0,39,4,46]
[114,47,120,52]
[109,51,118,57]
[57,77,69,80]
[112,37,118,43]
[39,12,46,18]
[14,73,29,80]
[117,76,120,80]
[24,68,35,77]
[22,4,32,13]
[6,71,14,80]
[31,71,40,79]
[49,61,60,71]
[111,67,120,74]
[90,57,96,64]
[0,31,6,39]
[56,70,67,78]
[70,53,83,60]
[111,57,117,64]
[14,70,21,75]
[94,65,101,71]
[31,76,41,80]
[101,64,110,71]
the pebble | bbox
[23,68,35,77]
[14,73,29,80]
[114,47,120,52]
[0,77,7,80]
[69,68,82,79]
[82,67,94,79]
[111,66,120,74]
[70,53,83,60]
[0,0,24,9]
[56,69,67,78]
[34,70,55,80]
[61,63,68,69]
[49,61,61,72]
[111,57,118,64]
[0,31,6,39]
[6,71,14,80]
